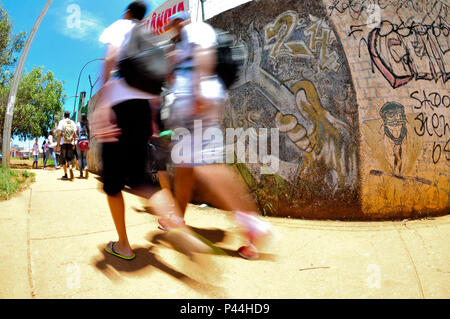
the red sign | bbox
[143,0,189,35]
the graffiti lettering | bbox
[432,139,450,164]
[368,19,450,88]
[410,90,450,111]
[328,0,388,20]
[414,112,449,138]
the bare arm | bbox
[101,45,118,86]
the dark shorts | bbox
[60,144,74,165]
[102,99,152,196]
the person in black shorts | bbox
[93,1,156,260]
[56,110,77,180]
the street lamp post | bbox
[1,0,53,168]
[72,58,104,118]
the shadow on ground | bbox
[91,244,224,296]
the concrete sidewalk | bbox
[0,168,449,299]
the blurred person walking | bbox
[158,13,272,260]
[92,0,157,261]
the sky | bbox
[1,0,166,149]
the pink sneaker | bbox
[234,211,271,258]
[237,243,259,260]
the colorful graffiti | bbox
[212,4,358,208]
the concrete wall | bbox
[208,0,449,219]
[209,0,361,218]
[324,0,449,218]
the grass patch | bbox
[0,167,35,200]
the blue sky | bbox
[1,0,166,148]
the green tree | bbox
[0,66,66,141]
[0,5,26,84]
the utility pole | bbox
[2,0,53,168]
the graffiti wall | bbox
[325,0,449,217]
[209,0,361,218]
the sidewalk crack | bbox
[26,189,36,298]
[394,224,425,299]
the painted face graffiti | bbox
[380,102,407,175]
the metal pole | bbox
[72,58,103,117]
[2,0,53,168]
[200,0,206,21]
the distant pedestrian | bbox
[92,0,156,261]
[77,113,90,178]
[56,110,77,180]
[32,138,39,169]
[42,140,48,169]
[45,130,60,169]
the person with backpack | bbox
[155,12,272,260]
[77,113,90,178]
[56,110,77,180]
[92,0,157,261]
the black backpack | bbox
[215,29,245,89]
[119,21,168,95]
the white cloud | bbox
[56,2,106,46]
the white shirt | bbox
[48,134,56,148]
[57,119,77,145]
[32,143,39,156]
[99,19,154,107]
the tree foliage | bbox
[0,66,66,140]
[0,5,26,84]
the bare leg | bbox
[194,164,271,259]
[158,171,171,189]
[106,192,134,257]
[174,166,196,217]
[151,169,188,229]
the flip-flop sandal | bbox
[104,241,136,260]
